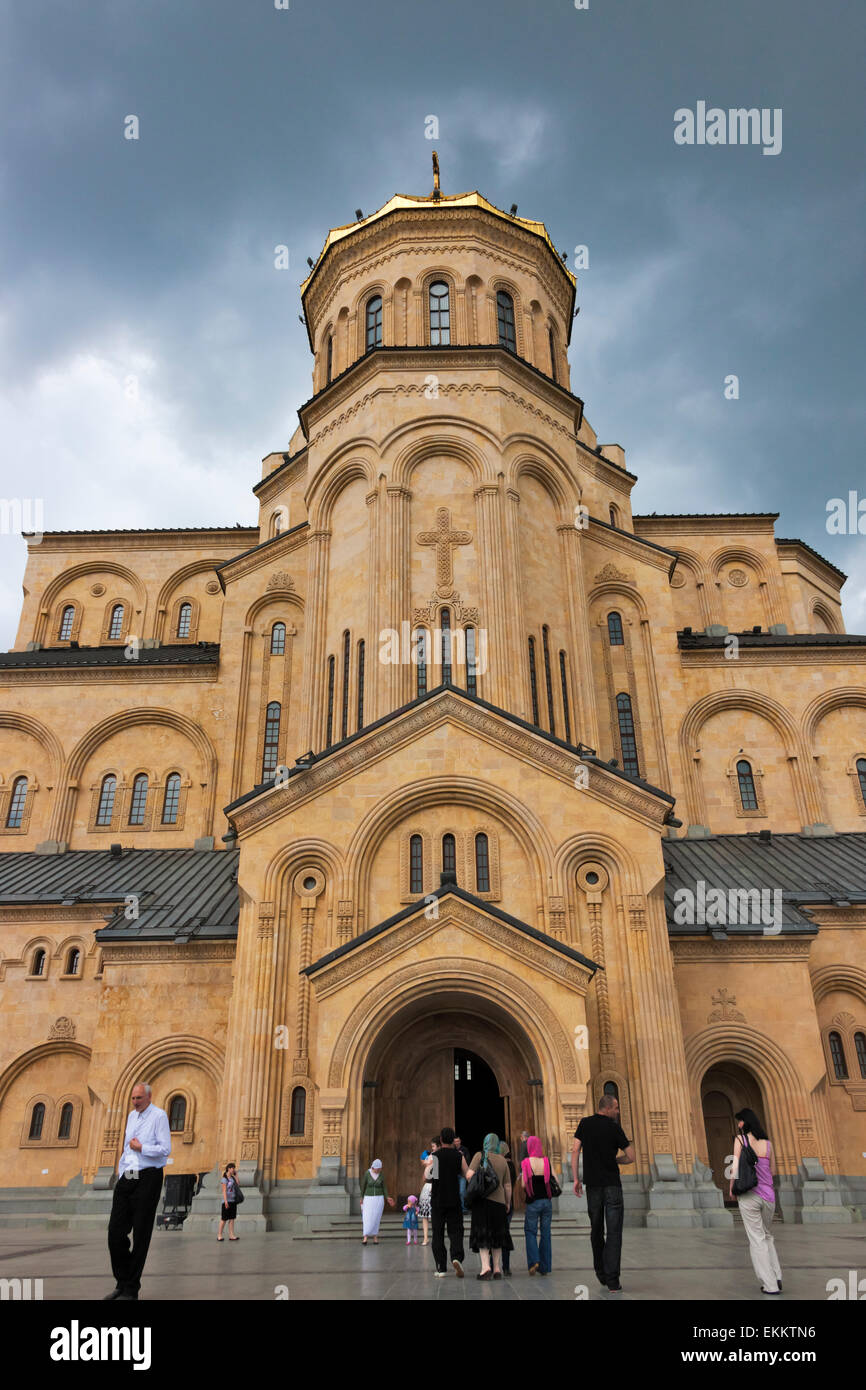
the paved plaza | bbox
[0,1220,861,1301]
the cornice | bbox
[100,941,236,962]
[679,649,866,668]
[585,522,675,574]
[216,528,309,586]
[0,666,219,684]
[670,937,814,962]
[0,904,116,924]
[31,531,258,554]
[634,516,777,539]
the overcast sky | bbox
[1,0,864,646]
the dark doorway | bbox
[453,1049,505,1159]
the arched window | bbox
[603,1080,619,1099]
[59,605,75,640]
[415,629,428,697]
[527,636,540,726]
[128,773,148,825]
[177,602,192,639]
[31,948,46,977]
[548,326,557,382]
[607,612,624,645]
[410,834,423,894]
[108,604,124,640]
[737,760,758,812]
[325,655,335,748]
[262,702,281,778]
[325,333,333,384]
[271,510,284,537]
[442,833,456,878]
[496,290,516,352]
[609,504,618,528]
[857,758,866,804]
[6,776,28,828]
[57,1102,74,1141]
[365,294,383,351]
[475,833,490,893]
[429,281,450,345]
[356,639,365,731]
[828,1031,848,1080]
[465,626,477,697]
[28,1102,45,1141]
[341,630,351,742]
[855,1032,866,1079]
[271,622,286,656]
[559,651,572,745]
[616,693,639,776]
[65,948,80,975]
[440,607,452,684]
[542,625,555,734]
[168,1095,186,1132]
[96,774,117,826]
[162,772,181,825]
[290,1086,306,1136]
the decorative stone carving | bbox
[595,563,629,583]
[48,1016,75,1041]
[707,988,745,1023]
[205,580,220,594]
[831,1011,856,1029]
[728,568,748,587]
[670,572,686,589]
[89,583,105,596]
[416,507,472,599]
[267,572,295,590]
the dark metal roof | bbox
[663,832,866,935]
[35,527,257,537]
[634,513,779,521]
[775,537,847,583]
[0,848,239,940]
[678,631,865,650]
[0,643,220,669]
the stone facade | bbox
[1,180,864,1225]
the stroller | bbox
[156,1172,203,1230]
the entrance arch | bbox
[700,1061,765,1200]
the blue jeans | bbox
[458,1175,467,1212]
[524,1197,552,1273]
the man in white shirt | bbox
[105,1082,171,1300]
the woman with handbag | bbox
[729,1108,782,1295]
[521,1136,556,1275]
[218,1162,240,1242]
[465,1132,512,1280]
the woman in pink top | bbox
[729,1108,782,1295]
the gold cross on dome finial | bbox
[432,150,440,193]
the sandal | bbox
[229,1237,239,1241]
[217,1237,224,1242]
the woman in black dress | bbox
[218,1162,239,1242]
[465,1132,513,1279]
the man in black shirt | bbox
[430,1126,466,1277]
[572,1095,634,1292]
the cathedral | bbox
[1,168,864,1231]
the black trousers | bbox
[108,1166,164,1294]
[586,1184,624,1284]
[431,1202,464,1271]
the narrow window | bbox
[603,1080,619,1099]
[162,773,181,825]
[29,1102,45,1141]
[365,294,383,351]
[272,510,284,536]
[616,693,639,776]
[108,604,124,640]
[168,1095,186,1132]
[475,833,490,893]
[442,833,456,878]
[465,626,477,697]
[548,326,557,381]
[527,636,539,726]
[326,333,333,384]
[559,651,572,744]
[290,1086,306,1136]
[410,834,423,893]
[542,625,556,734]
[857,758,866,804]
[128,773,148,825]
[356,639,365,731]
[496,290,516,352]
[262,701,281,778]
[96,774,117,826]
[341,630,351,741]
[429,281,450,345]
[65,948,80,975]
[855,1032,866,1079]
[828,1031,848,1080]
[59,605,75,640]
[608,612,624,646]
[609,505,618,528]
[325,655,335,747]
[415,629,428,697]
[271,622,286,655]
[31,948,46,977]
[440,607,452,684]
[177,602,192,639]
[6,775,28,828]
[737,759,758,812]
[58,1102,73,1141]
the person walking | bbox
[218,1163,240,1242]
[521,1135,554,1276]
[466,1132,512,1280]
[730,1108,782,1295]
[360,1158,394,1243]
[572,1094,634,1293]
[430,1127,467,1277]
[104,1081,171,1301]
[499,1141,517,1276]
[417,1140,438,1245]
[517,1130,530,1164]
[454,1134,471,1213]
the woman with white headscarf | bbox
[360,1158,394,1243]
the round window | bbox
[302,876,317,891]
[585,871,599,886]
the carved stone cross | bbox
[708,988,745,1023]
[416,507,472,598]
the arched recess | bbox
[387,426,493,490]
[511,453,577,524]
[106,1035,225,1130]
[707,545,781,629]
[262,837,345,908]
[35,563,147,645]
[0,1042,92,1108]
[305,455,375,532]
[154,561,224,642]
[811,964,866,1009]
[804,688,866,749]
[804,688,866,827]
[0,713,63,785]
[811,599,841,635]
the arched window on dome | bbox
[737,760,758,812]
[6,776,28,828]
[262,702,281,779]
[465,626,477,697]
[59,605,75,641]
[341,630,351,741]
[325,655,335,748]
[409,834,423,894]
[542,625,555,734]
[177,602,192,639]
[497,291,516,352]
[429,281,451,345]
[365,294,383,351]
[356,639,365,731]
[442,833,456,879]
[548,325,558,382]
[616,693,639,776]
[828,1031,848,1080]
[96,774,117,827]
[440,607,452,684]
[162,773,181,825]
[414,628,428,697]
[607,611,624,646]
[326,333,333,385]
[128,773,148,825]
[271,622,286,655]
[527,636,540,726]
[559,651,572,744]
[108,604,124,640]
[475,833,490,893]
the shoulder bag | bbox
[464,1162,498,1207]
[731,1133,758,1196]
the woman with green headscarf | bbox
[465,1132,513,1279]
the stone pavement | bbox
[0,1220,861,1301]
